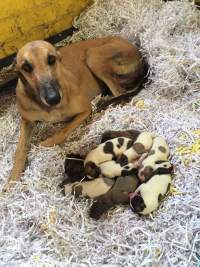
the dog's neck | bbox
[59,63,79,95]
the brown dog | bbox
[4,36,146,192]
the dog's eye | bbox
[22,61,33,73]
[48,54,56,65]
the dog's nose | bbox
[45,90,61,106]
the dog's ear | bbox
[11,56,17,71]
[56,50,62,61]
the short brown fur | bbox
[4,36,145,192]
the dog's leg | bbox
[40,109,91,147]
[3,119,34,192]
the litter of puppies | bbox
[60,129,174,219]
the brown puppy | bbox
[4,36,146,192]
[101,129,141,143]
[90,175,139,220]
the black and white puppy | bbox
[99,160,138,178]
[138,160,173,182]
[138,136,170,182]
[63,177,115,198]
[129,174,172,215]
[116,131,154,166]
[84,137,133,178]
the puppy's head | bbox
[84,161,101,179]
[129,193,146,213]
[154,161,173,175]
[15,40,62,107]
[64,158,85,182]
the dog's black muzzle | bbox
[40,79,61,106]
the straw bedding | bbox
[0,0,200,266]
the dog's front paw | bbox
[1,181,17,195]
[40,138,57,147]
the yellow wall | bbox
[0,0,91,60]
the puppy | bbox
[129,174,172,215]
[138,136,170,181]
[138,160,173,182]
[63,177,115,199]
[90,175,139,220]
[101,129,141,143]
[99,160,138,178]
[4,36,146,192]
[84,137,133,178]
[116,131,154,166]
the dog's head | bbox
[15,40,63,107]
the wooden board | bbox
[0,0,91,60]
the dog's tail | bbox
[96,57,149,112]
